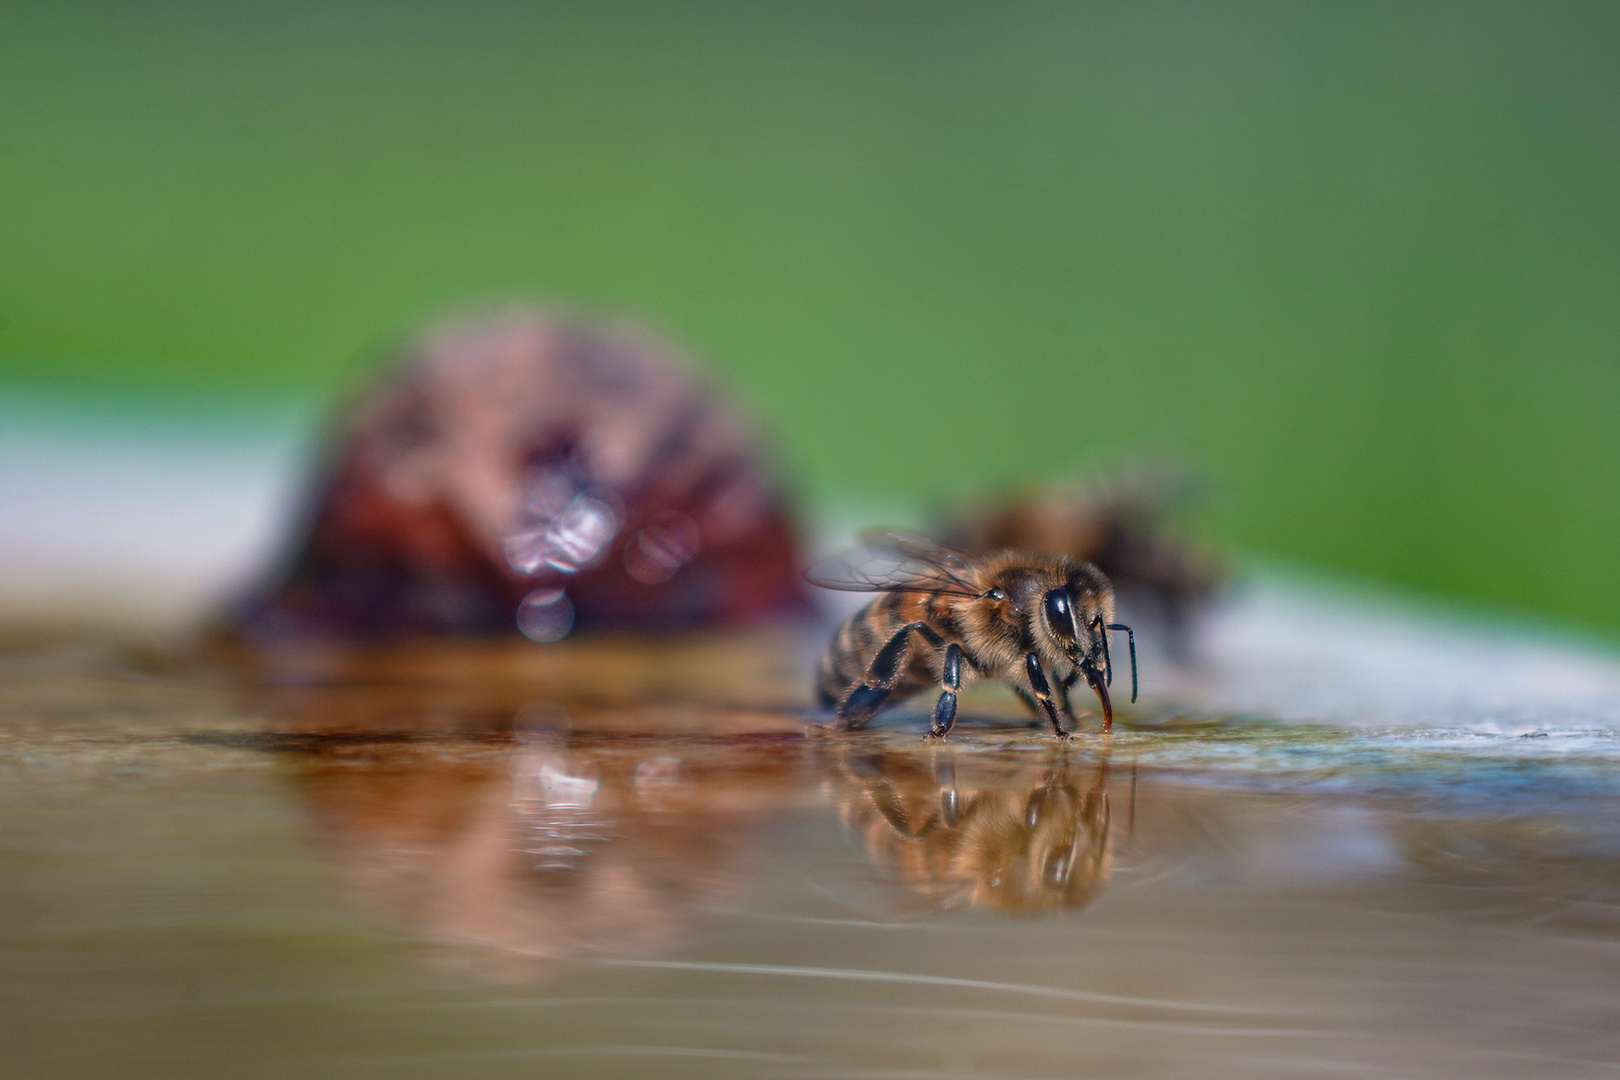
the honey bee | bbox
[810,533,1136,737]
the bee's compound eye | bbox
[1043,589,1076,642]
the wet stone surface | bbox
[4,617,1620,1079]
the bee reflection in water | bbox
[819,747,1115,918]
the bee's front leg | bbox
[926,643,962,740]
[1024,653,1071,739]
[1056,668,1081,728]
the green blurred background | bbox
[2,1,1617,632]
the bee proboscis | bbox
[810,533,1136,738]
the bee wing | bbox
[854,529,978,568]
[806,533,982,597]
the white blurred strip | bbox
[0,392,316,630]
[1155,571,1620,731]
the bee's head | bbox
[1037,560,1138,723]
[976,554,1134,717]
[1037,563,1111,671]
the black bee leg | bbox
[1024,653,1071,739]
[837,622,944,730]
[837,685,890,728]
[1056,668,1081,727]
[927,643,962,739]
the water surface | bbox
[4,608,1620,1079]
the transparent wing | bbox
[856,529,977,569]
[806,531,982,596]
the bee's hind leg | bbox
[835,685,891,729]
[927,643,962,740]
[836,621,944,731]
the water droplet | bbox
[517,588,575,642]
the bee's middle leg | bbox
[927,643,962,740]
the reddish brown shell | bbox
[236,309,809,639]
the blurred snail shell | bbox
[236,307,808,639]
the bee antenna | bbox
[1105,623,1137,704]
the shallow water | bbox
[5,609,1620,1079]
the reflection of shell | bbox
[287,723,795,975]
[226,633,811,980]
[236,308,808,639]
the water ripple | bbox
[602,958,1291,1016]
